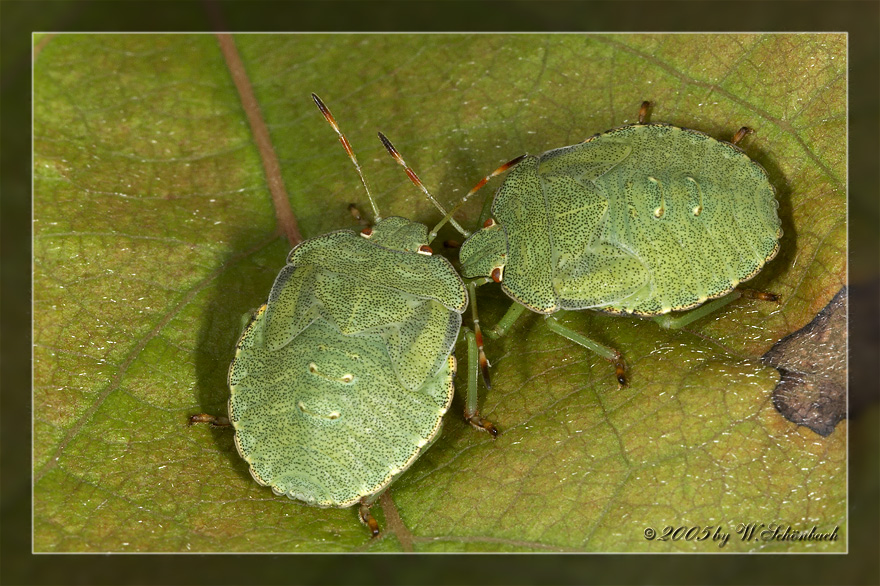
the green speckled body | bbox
[460,123,782,316]
[228,218,467,508]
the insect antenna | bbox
[431,154,528,239]
[377,130,526,242]
[376,131,470,241]
[312,93,382,221]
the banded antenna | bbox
[312,93,382,221]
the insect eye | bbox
[360,227,373,237]
[483,218,496,228]
[491,267,503,282]
[417,245,433,255]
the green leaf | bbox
[34,33,845,552]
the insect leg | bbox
[462,327,499,438]
[188,413,231,427]
[467,280,493,390]
[358,496,381,538]
[651,285,778,330]
[638,100,652,124]
[653,287,779,331]
[545,314,627,387]
[653,292,742,329]
[731,127,754,146]
[654,288,779,330]
[737,287,779,303]
[486,302,528,340]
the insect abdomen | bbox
[542,124,781,315]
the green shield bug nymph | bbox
[458,101,783,386]
[192,95,496,537]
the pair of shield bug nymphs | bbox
[192,98,782,538]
